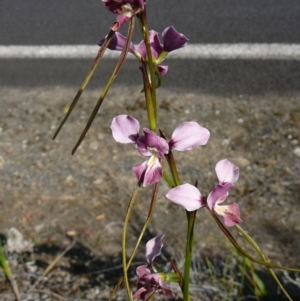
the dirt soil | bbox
[0,85,300,300]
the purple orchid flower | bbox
[207,159,241,226]
[99,26,188,75]
[166,159,242,227]
[102,0,147,31]
[134,235,175,300]
[110,115,210,186]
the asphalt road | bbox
[1,0,300,94]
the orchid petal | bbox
[136,136,151,156]
[169,122,210,151]
[136,30,163,59]
[132,159,163,186]
[98,32,136,53]
[111,115,140,143]
[166,184,204,211]
[214,203,242,226]
[143,159,163,186]
[162,26,188,53]
[132,161,148,183]
[133,287,153,301]
[148,30,163,59]
[112,14,130,31]
[215,159,239,184]
[143,128,169,157]
[158,279,175,299]
[206,183,233,210]
[136,265,151,278]
[157,65,168,75]
[146,235,164,263]
[136,40,147,59]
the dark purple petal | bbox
[145,235,164,263]
[135,0,147,6]
[136,138,150,155]
[215,159,239,184]
[143,128,169,158]
[98,32,136,53]
[102,0,123,14]
[133,287,154,301]
[162,26,188,53]
[206,184,233,210]
[102,0,147,14]
[148,31,163,59]
[166,184,204,211]
[111,115,140,143]
[111,14,130,31]
[157,65,168,75]
[136,30,163,59]
[169,122,210,151]
[136,136,151,156]
[136,40,147,59]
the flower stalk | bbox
[183,210,196,301]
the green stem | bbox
[138,9,157,124]
[122,185,140,301]
[235,225,294,301]
[141,63,156,130]
[165,150,181,186]
[109,183,159,301]
[183,210,196,301]
[209,209,300,272]
[162,170,175,187]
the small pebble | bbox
[293,147,300,157]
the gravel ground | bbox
[0,85,300,300]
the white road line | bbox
[1,44,300,60]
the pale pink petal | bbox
[136,265,151,278]
[166,184,204,211]
[146,235,164,263]
[111,115,140,143]
[215,159,239,184]
[169,122,210,151]
[214,203,242,227]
